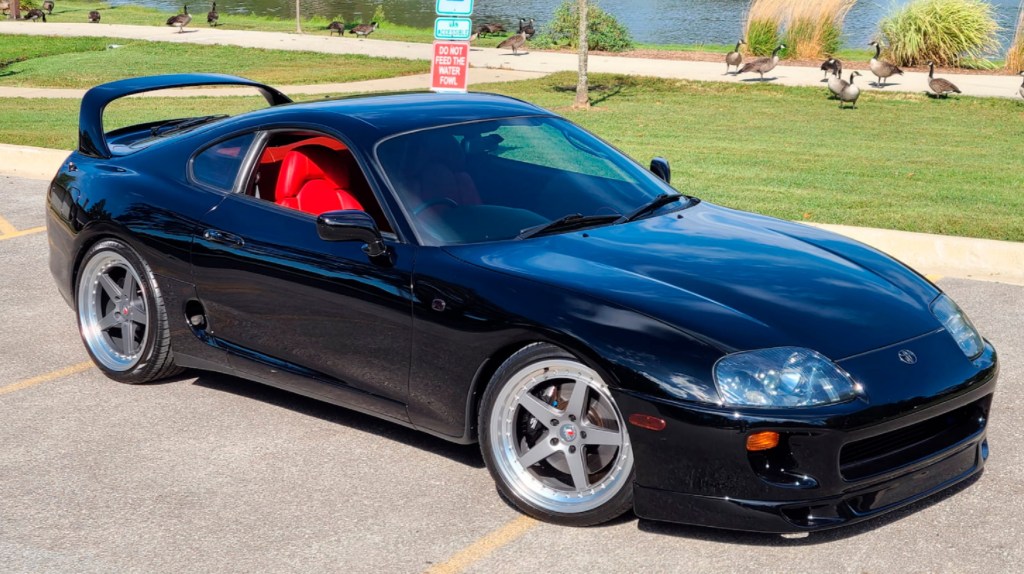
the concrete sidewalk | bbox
[2,143,1021,286]
[2,22,1023,99]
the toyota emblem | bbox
[898,349,917,365]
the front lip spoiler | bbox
[633,434,988,533]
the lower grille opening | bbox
[839,397,990,481]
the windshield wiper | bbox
[616,193,686,224]
[517,213,621,240]
[150,114,229,137]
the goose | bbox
[827,67,847,99]
[518,18,536,39]
[207,2,218,27]
[497,30,527,56]
[479,23,506,37]
[725,39,746,74]
[1019,71,1024,99]
[926,61,961,97]
[88,10,100,23]
[25,8,46,21]
[737,44,785,81]
[42,0,53,14]
[349,22,378,39]
[838,71,862,109]
[820,57,842,80]
[166,6,191,33]
[868,41,903,87]
[326,21,345,36]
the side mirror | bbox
[316,210,389,259]
[650,157,671,184]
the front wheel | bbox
[75,239,181,384]
[480,343,635,526]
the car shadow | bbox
[189,370,486,469]
[635,472,982,544]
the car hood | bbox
[445,202,941,359]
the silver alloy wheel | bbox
[77,251,149,371]
[489,358,633,514]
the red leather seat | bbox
[275,145,364,215]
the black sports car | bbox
[48,74,997,531]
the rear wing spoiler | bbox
[78,73,292,159]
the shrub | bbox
[1007,7,1024,71]
[878,0,1001,67]
[539,0,634,52]
[744,0,786,56]
[784,1,855,60]
[744,0,855,59]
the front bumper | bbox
[614,335,997,533]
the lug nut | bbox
[569,446,577,453]
[550,438,558,446]
[550,419,558,427]
[569,414,576,422]
[581,431,587,439]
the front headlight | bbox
[713,347,858,408]
[931,294,983,358]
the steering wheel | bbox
[413,197,458,216]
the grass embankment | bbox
[4,73,1022,241]
[0,35,430,88]
[23,1,510,46]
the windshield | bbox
[376,116,684,245]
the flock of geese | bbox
[8,6,1023,101]
[165,5,221,32]
[726,39,1024,108]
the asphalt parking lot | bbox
[1,173,1022,573]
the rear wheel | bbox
[480,343,634,526]
[76,239,181,383]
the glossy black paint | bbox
[47,75,998,532]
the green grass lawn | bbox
[2,73,1022,241]
[0,35,429,88]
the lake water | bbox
[119,0,1022,51]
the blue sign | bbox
[434,17,473,41]
[436,0,473,17]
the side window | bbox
[191,133,257,192]
[248,131,393,234]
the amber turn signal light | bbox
[746,431,780,451]
[628,414,667,431]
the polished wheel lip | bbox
[489,358,633,514]
[77,251,149,372]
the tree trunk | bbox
[574,0,590,109]
[295,0,302,33]
[10,0,21,20]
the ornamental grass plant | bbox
[744,0,856,59]
[878,0,1002,67]
[1007,2,1024,71]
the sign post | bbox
[432,0,473,92]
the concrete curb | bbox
[0,144,69,181]
[2,143,1021,286]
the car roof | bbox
[246,91,554,138]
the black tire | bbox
[479,343,635,526]
[75,239,182,384]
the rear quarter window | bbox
[191,133,257,191]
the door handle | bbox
[203,229,245,247]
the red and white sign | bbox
[431,42,470,92]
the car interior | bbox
[245,131,393,234]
